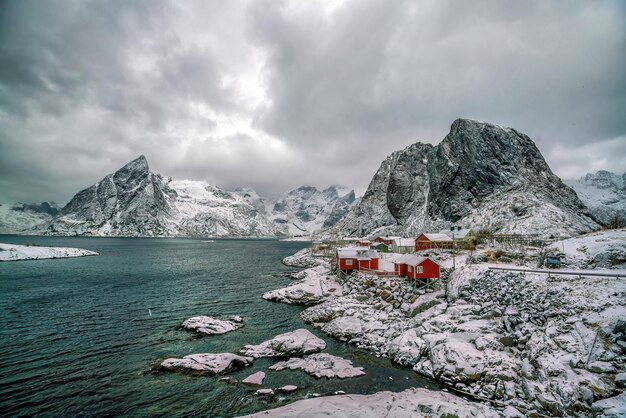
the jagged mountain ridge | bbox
[325,119,600,238]
[34,156,355,237]
[564,170,626,225]
[269,185,356,236]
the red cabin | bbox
[336,248,379,272]
[415,233,453,251]
[356,239,371,247]
[394,255,440,280]
[373,236,394,246]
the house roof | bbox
[419,233,453,242]
[394,254,438,266]
[393,238,416,246]
[337,247,379,260]
[438,228,473,240]
[371,242,388,248]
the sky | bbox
[1,0,625,205]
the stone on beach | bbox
[181,316,243,335]
[269,353,365,379]
[242,371,265,385]
[241,329,326,358]
[159,353,253,374]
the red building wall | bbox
[415,234,452,251]
[338,257,358,271]
[406,259,440,280]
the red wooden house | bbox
[336,248,379,272]
[415,233,453,251]
[394,254,440,280]
[356,239,371,247]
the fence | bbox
[488,266,624,279]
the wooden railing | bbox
[488,266,624,279]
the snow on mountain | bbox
[564,170,626,225]
[325,119,600,239]
[33,156,350,237]
[0,202,60,234]
[268,185,356,237]
[37,156,278,237]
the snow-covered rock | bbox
[564,170,626,226]
[181,316,243,335]
[269,353,365,379]
[0,242,98,262]
[159,353,253,374]
[281,248,322,268]
[240,387,502,417]
[240,329,326,358]
[326,118,599,239]
[263,263,342,305]
[276,385,298,393]
[591,392,626,418]
[242,371,265,385]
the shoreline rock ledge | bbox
[241,329,326,358]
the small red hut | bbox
[394,254,440,280]
[336,248,379,272]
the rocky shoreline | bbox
[0,242,98,262]
[263,234,626,417]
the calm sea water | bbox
[0,236,440,417]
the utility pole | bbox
[452,229,455,270]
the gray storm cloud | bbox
[0,0,624,205]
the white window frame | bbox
[345,259,353,266]
[417,266,423,274]
[408,265,413,272]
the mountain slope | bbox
[326,119,600,238]
[268,185,356,236]
[40,156,278,237]
[0,202,60,234]
[564,171,626,225]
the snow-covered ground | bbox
[0,243,98,262]
[547,228,626,269]
[257,230,626,417]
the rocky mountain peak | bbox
[327,120,599,238]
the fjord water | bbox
[0,236,439,417]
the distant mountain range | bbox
[3,119,618,239]
[1,156,355,237]
[323,119,601,239]
[564,171,626,225]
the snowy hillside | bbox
[0,202,59,234]
[268,185,356,237]
[326,119,600,239]
[564,170,626,225]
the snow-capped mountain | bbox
[564,171,626,225]
[0,202,60,234]
[268,185,356,236]
[32,156,353,237]
[38,156,278,237]
[325,119,600,239]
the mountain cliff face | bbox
[564,171,626,225]
[269,185,356,236]
[327,119,600,238]
[40,156,278,237]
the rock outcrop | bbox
[159,353,253,374]
[240,329,326,358]
[181,316,243,335]
[327,119,600,238]
[269,353,365,379]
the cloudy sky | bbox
[1,0,625,204]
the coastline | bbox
[249,231,626,417]
[0,242,98,262]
